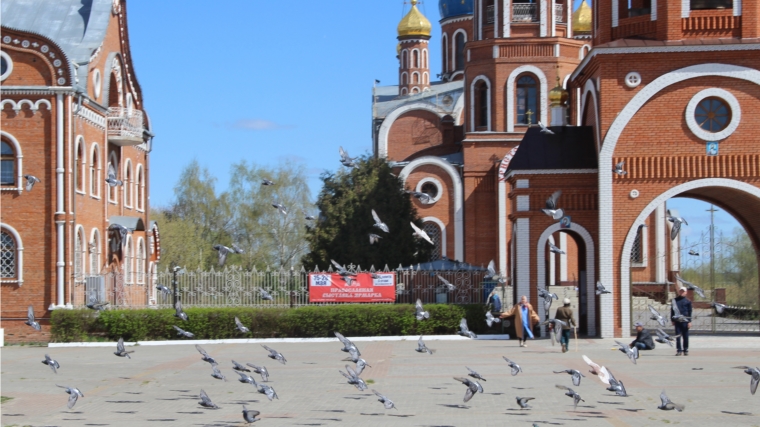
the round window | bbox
[694,97,731,132]
[421,182,438,199]
[0,51,13,81]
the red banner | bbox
[308,272,396,302]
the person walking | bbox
[629,322,655,353]
[671,287,692,356]
[554,298,576,353]
[501,295,540,347]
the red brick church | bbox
[375,0,760,337]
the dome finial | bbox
[398,0,432,38]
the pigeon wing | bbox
[546,190,561,210]
[463,386,475,402]
[117,337,125,352]
[751,371,759,395]
[459,318,469,332]
[371,209,381,225]
[27,305,35,323]
[670,220,681,241]
[659,391,670,407]
[67,391,78,409]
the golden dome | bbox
[397,0,432,38]
[549,76,569,107]
[572,0,592,34]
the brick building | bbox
[1,0,160,343]
[374,0,760,337]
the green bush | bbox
[50,304,485,342]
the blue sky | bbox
[125,0,741,241]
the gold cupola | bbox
[397,0,432,38]
[572,0,592,34]
[549,76,569,107]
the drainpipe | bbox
[54,93,65,308]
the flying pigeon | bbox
[582,355,611,385]
[242,405,261,423]
[415,299,430,321]
[372,389,397,410]
[42,354,60,374]
[538,121,554,135]
[258,288,274,301]
[454,376,483,402]
[516,396,535,409]
[416,336,434,355]
[213,243,244,266]
[173,325,195,338]
[671,298,691,323]
[246,363,270,382]
[232,360,250,373]
[407,190,433,204]
[688,249,699,256]
[196,344,218,366]
[339,365,368,391]
[253,379,279,400]
[114,337,134,358]
[549,243,565,255]
[711,301,727,314]
[486,311,501,327]
[339,146,356,168]
[371,209,389,233]
[108,223,131,250]
[657,390,684,411]
[304,213,316,220]
[503,357,523,376]
[554,369,585,387]
[369,233,382,244]
[538,288,559,312]
[596,281,611,295]
[667,213,688,241]
[466,367,487,382]
[542,319,567,344]
[654,328,680,347]
[330,259,356,278]
[606,370,628,397]
[174,300,188,321]
[85,293,108,311]
[614,340,639,364]
[485,259,505,283]
[676,274,705,298]
[410,221,434,244]
[237,372,257,385]
[345,346,371,374]
[733,366,760,395]
[211,365,227,381]
[262,344,286,365]
[235,317,250,334]
[458,318,477,339]
[198,389,219,409]
[437,275,456,291]
[105,164,122,187]
[156,284,172,296]
[613,160,627,176]
[648,305,666,326]
[23,174,41,191]
[335,331,360,355]
[57,384,83,409]
[261,179,274,186]
[556,384,584,410]
[271,202,287,216]
[542,190,564,220]
[25,305,41,331]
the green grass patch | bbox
[1,395,14,403]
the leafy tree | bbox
[149,209,207,270]
[302,156,431,270]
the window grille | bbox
[1,231,15,278]
[423,222,442,261]
[631,228,643,263]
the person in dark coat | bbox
[630,322,655,351]
[554,298,576,353]
[671,287,692,356]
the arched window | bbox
[401,87,409,95]
[1,140,15,186]
[422,222,442,261]
[90,229,100,274]
[90,144,100,197]
[137,238,145,284]
[136,164,144,211]
[475,80,489,130]
[76,139,85,192]
[516,75,539,125]
[423,49,428,68]
[413,50,419,68]
[1,229,17,279]
[402,50,408,69]
[107,152,118,203]
[454,32,466,71]
[411,87,420,94]
[442,34,449,73]
[124,160,132,208]
[401,72,408,86]
[423,72,429,84]
[75,227,85,284]
[413,72,420,84]
[124,235,133,284]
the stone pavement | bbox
[2,336,760,427]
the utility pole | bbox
[707,204,719,332]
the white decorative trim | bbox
[89,143,101,198]
[0,50,13,81]
[0,222,25,285]
[502,0,510,37]
[1,130,23,194]
[559,232,568,281]
[498,179,507,281]
[399,39,429,45]
[415,177,444,204]
[684,88,741,141]
[516,195,530,211]
[452,29,468,72]
[734,0,742,16]
[681,0,690,18]
[655,204,665,280]
[0,98,52,115]
[92,69,101,99]
[470,75,492,131]
[515,179,529,189]
[581,79,601,152]
[440,15,473,26]
[377,103,444,158]
[551,0,556,37]
[75,105,106,130]
[536,222,596,337]
[548,235,556,285]
[399,156,463,261]
[504,168,597,180]
[651,0,658,20]
[629,189,639,198]
[624,72,642,88]
[598,64,760,338]
[540,0,548,36]
[453,91,465,125]
[494,0,499,37]
[515,218,531,302]
[421,216,447,258]
[506,65,548,132]
[441,33,449,73]
[612,0,619,27]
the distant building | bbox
[1,0,160,343]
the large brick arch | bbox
[377,104,443,158]
[386,109,444,160]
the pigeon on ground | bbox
[335,331,360,355]
[596,281,611,295]
[582,355,611,385]
[556,384,584,410]
[486,311,501,327]
[416,336,434,354]
[262,345,286,365]
[654,328,680,347]
[437,275,456,291]
[538,288,559,312]
[671,298,691,323]
[232,360,250,373]
[57,385,83,409]
[371,209,389,233]
[613,160,627,176]
[372,390,397,410]
[733,366,760,395]
[213,244,244,266]
[458,318,477,339]
[114,337,134,358]
[156,284,172,296]
[549,243,565,255]
[244,364,267,382]
[454,377,483,402]
[196,344,218,366]
[667,213,688,241]
[711,301,727,314]
[369,233,382,244]
[235,317,250,334]
[554,369,585,387]
[606,370,628,397]
[538,121,554,135]
[516,396,535,409]
[23,174,41,191]
[242,405,261,423]
[258,288,274,301]
[415,299,430,321]
[675,274,705,298]
[657,391,684,411]
[271,202,287,216]
[105,164,122,187]
[252,378,278,400]
[25,305,41,331]
[174,300,188,321]
[340,365,368,391]
[198,389,219,409]
[688,249,699,256]
[466,367,486,382]
[411,221,434,244]
[339,146,356,168]
[211,365,227,381]
[542,319,568,344]
[614,341,639,364]
[262,179,274,186]
[649,305,666,326]
[42,354,60,374]
[542,190,564,220]
[173,325,195,338]
[237,372,257,385]
[503,357,523,376]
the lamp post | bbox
[171,264,181,308]
[707,205,718,332]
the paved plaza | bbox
[2,335,760,427]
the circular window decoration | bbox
[624,72,641,88]
[0,51,13,81]
[685,88,740,141]
[92,69,102,99]
[415,177,443,204]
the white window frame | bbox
[0,223,24,285]
[74,225,86,284]
[90,228,101,275]
[136,237,145,284]
[90,143,101,199]
[75,136,86,194]
[108,152,118,204]
[1,131,23,193]
[124,234,133,284]
[123,159,133,208]
[136,163,145,212]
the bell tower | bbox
[397,0,432,95]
